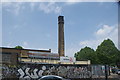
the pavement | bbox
[108,73,120,78]
[92,73,120,79]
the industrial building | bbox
[0,16,90,66]
[0,47,90,65]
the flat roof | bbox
[0,47,51,52]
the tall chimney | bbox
[58,16,65,57]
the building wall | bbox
[1,48,19,65]
[0,47,90,65]
[0,47,51,65]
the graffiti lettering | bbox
[1,64,91,79]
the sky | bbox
[2,2,119,57]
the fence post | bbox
[90,65,92,80]
[105,65,108,80]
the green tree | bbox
[75,46,97,64]
[96,39,120,65]
[15,46,23,49]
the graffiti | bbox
[1,64,91,79]
[18,68,42,79]
[1,64,18,78]
[17,67,45,79]
[17,65,91,79]
[18,68,25,78]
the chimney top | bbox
[58,16,64,22]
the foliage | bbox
[15,46,23,49]
[96,39,120,65]
[74,39,120,65]
[75,46,97,64]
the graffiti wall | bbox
[1,64,91,79]
[1,64,18,79]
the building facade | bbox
[0,47,90,65]
[0,47,56,65]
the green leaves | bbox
[15,45,23,49]
[75,46,97,64]
[96,39,120,65]
[74,39,120,65]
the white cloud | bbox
[80,39,103,49]
[23,41,28,47]
[2,2,24,15]
[95,25,115,38]
[65,43,80,57]
[3,2,62,14]
[38,2,62,14]
[119,24,120,50]
[79,24,118,49]
[66,24,118,57]
[6,43,12,47]
[30,2,36,11]
[66,46,80,57]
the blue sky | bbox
[2,2,118,57]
